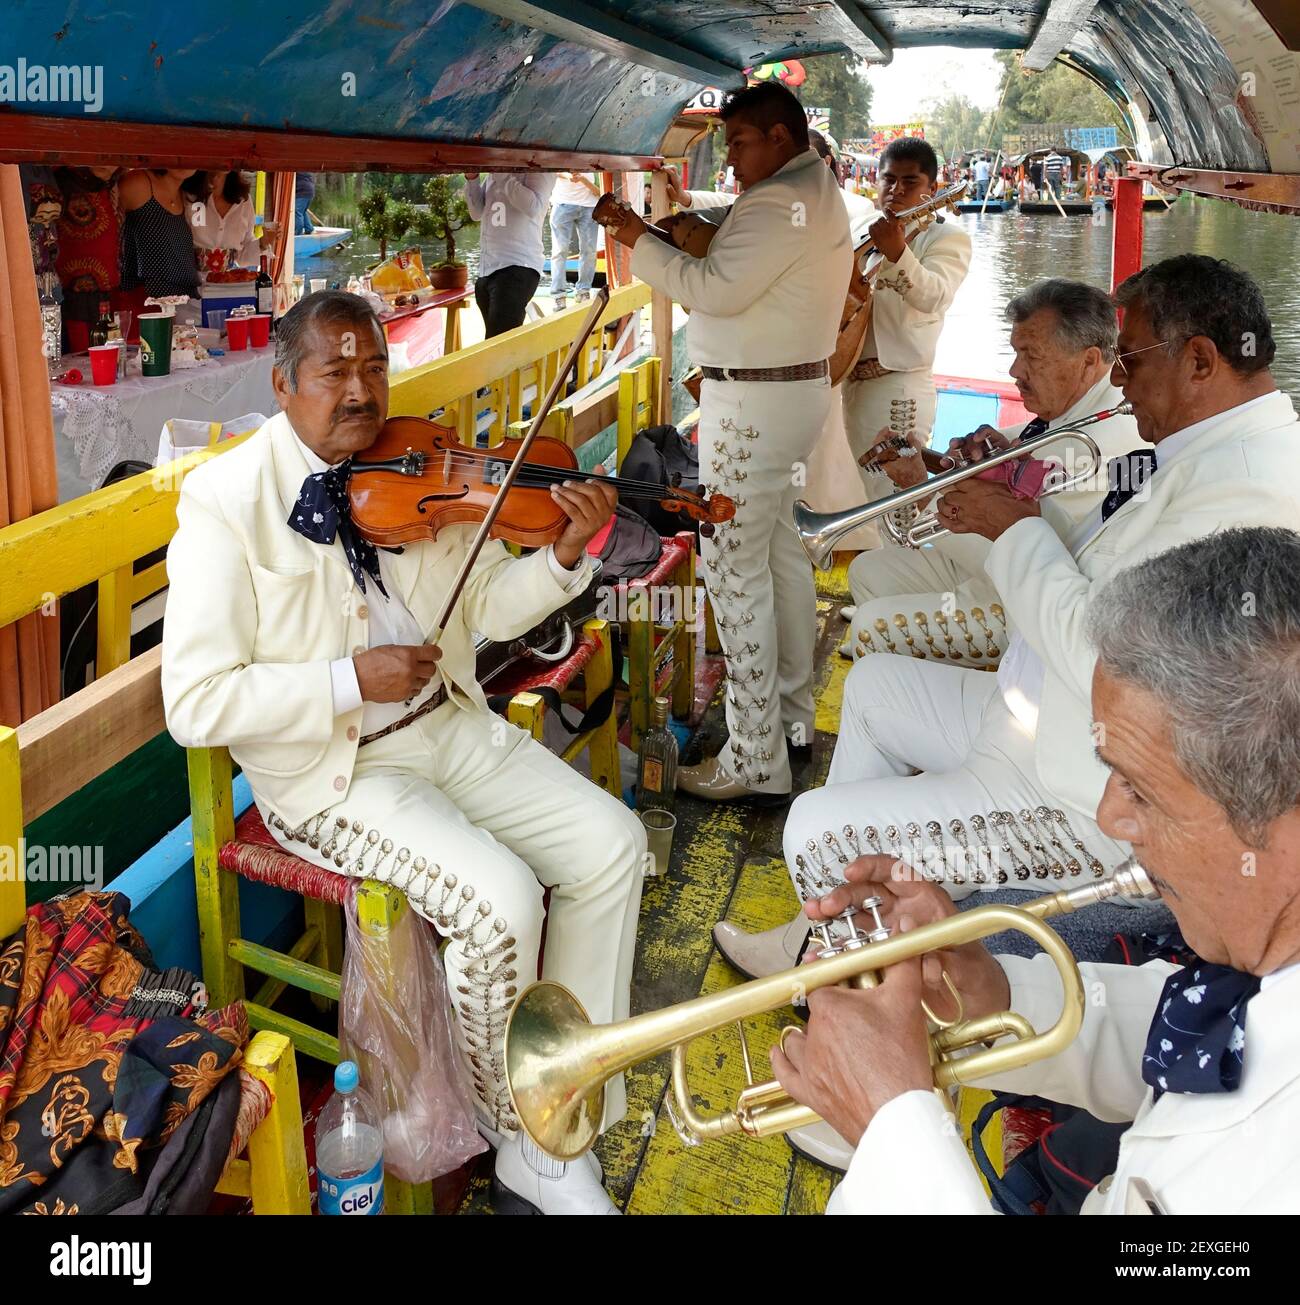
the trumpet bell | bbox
[505,981,606,1161]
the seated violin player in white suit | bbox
[841,278,1138,665]
[773,526,1300,1216]
[161,291,644,1216]
[746,254,1300,1173]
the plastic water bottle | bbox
[315,1061,385,1216]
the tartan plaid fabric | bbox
[0,891,246,1214]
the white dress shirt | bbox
[464,173,556,278]
[552,173,598,208]
[996,393,1278,730]
[631,148,852,369]
[293,434,586,736]
[188,193,262,267]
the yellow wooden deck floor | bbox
[459,560,996,1214]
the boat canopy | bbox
[0,1,1297,208]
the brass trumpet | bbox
[504,859,1160,1160]
[794,403,1132,568]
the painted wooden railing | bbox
[0,280,655,688]
[389,280,651,446]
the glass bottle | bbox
[38,272,61,378]
[636,696,678,813]
[89,298,112,348]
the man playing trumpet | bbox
[756,254,1299,1171]
[776,527,1300,1215]
[841,278,1137,665]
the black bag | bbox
[620,423,700,540]
[594,504,662,582]
[479,560,622,737]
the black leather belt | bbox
[700,360,829,383]
[358,685,448,746]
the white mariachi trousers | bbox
[845,536,1009,667]
[782,654,1127,907]
[257,699,645,1134]
[840,367,938,475]
[698,375,832,794]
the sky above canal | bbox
[866,47,1004,121]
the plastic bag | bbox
[339,883,487,1182]
[155,412,267,467]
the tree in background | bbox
[796,52,874,140]
[922,55,1132,163]
[922,94,993,163]
[420,175,475,269]
[356,189,416,260]
[992,52,1131,143]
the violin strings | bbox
[356,454,694,499]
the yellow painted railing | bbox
[0,281,656,684]
[389,280,651,445]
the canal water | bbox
[940,195,1300,396]
[308,194,1300,397]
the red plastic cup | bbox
[249,314,271,348]
[226,316,251,351]
[89,344,118,386]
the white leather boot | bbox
[492,1132,620,1215]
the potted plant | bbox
[422,175,476,289]
[356,188,416,261]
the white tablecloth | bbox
[51,348,277,499]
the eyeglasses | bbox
[1113,340,1176,375]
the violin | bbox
[348,414,735,548]
[593,193,719,258]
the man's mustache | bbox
[332,404,380,424]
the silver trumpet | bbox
[795,403,1132,568]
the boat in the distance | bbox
[295,225,352,258]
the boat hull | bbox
[294,226,351,257]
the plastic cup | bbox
[249,314,272,348]
[638,809,677,878]
[226,315,251,351]
[88,344,118,386]
[137,312,172,377]
[310,277,326,294]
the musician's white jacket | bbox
[681,183,970,374]
[161,410,592,828]
[631,148,852,368]
[857,207,970,374]
[830,956,1300,1214]
[985,388,1300,825]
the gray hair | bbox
[1005,278,1117,361]
[1088,527,1300,847]
[273,290,386,391]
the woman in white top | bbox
[185,171,278,270]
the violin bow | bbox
[423,285,611,647]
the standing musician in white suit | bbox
[841,278,1138,665]
[840,137,971,489]
[600,81,852,803]
[834,137,971,635]
[663,130,882,566]
[767,254,1299,1171]
[161,291,644,1216]
[776,527,1300,1216]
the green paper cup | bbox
[138,312,172,377]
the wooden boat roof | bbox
[1,1,1296,210]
